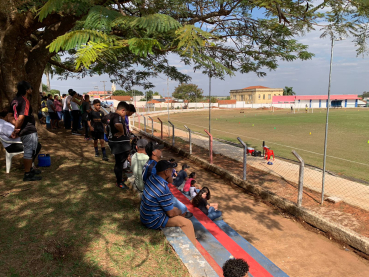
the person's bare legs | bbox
[210,203,218,210]
[24,159,32,172]
[166,216,196,246]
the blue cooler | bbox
[38,154,51,167]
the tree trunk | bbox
[0,11,77,137]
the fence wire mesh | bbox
[131,110,369,236]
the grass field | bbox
[0,132,188,277]
[161,108,369,182]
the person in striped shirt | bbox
[140,160,196,245]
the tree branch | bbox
[48,59,82,73]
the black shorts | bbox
[92,131,105,141]
[49,112,58,120]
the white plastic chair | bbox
[0,137,24,173]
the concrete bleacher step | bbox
[163,227,219,277]
[169,184,290,277]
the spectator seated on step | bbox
[189,180,200,198]
[169,158,178,179]
[182,172,200,196]
[130,139,149,193]
[140,160,197,246]
[223,258,250,277]
[142,142,193,219]
[173,163,190,189]
[192,187,222,221]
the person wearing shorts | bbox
[11,81,42,181]
[88,99,108,161]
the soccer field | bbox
[162,108,369,182]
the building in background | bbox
[272,95,361,108]
[87,90,112,98]
[229,86,283,104]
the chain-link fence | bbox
[130,112,369,215]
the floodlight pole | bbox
[209,75,211,133]
[321,36,339,205]
[167,77,170,121]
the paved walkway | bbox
[132,115,369,212]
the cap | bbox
[145,141,164,157]
[182,163,190,170]
[156,160,178,173]
[137,139,148,148]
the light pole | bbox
[209,75,211,133]
[321,36,344,205]
[167,77,169,121]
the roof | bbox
[242,86,270,90]
[87,91,111,95]
[218,100,237,105]
[147,100,161,104]
[110,96,133,101]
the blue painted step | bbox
[214,220,289,277]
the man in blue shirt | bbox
[173,163,190,188]
[142,141,192,218]
[140,160,196,246]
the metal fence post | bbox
[168,121,175,146]
[157,117,163,139]
[292,150,305,207]
[137,114,141,129]
[237,137,247,181]
[148,116,154,135]
[204,129,213,164]
[184,125,192,154]
[143,116,147,132]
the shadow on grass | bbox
[0,131,188,277]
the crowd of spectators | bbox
[1,80,249,275]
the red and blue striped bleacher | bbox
[164,184,289,277]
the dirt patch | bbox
[138,131,369,277]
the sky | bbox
[43,11,369,97]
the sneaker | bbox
[102,156,109,161]
[23,172,42,181]
[71,132,82,136]
[116,183,128,189]
[184,212,193,219]
[95,153,100,157]
[30,167,41,174]
[84,137,90,141]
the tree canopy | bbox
[2,0,369,110]
[173,83,204,102]
[283,86,296,96]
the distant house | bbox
[272,95,361,108]
[87,90,112,98]
[229,86,283,104]
[108,96,133,102]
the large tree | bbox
[173,83,204,102]
[1,0,369,118]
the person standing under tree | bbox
[108,101,131,189]
[70,90,82,135]
[63,90,73,130]
[11,81,42,181]
[88,99,108,161]
[81,95,91,140]
[46,94,57,129]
